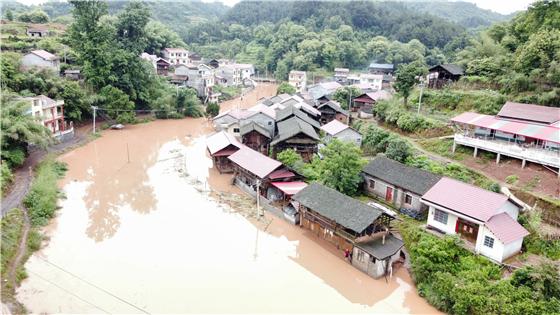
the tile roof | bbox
[369,63,394,70]
[363,156,442,195]
[497,102,560,125]
[30,49,58,61]
[268,169,296,180]
[206,131,241,155]
[318,101,349,116]
[271,116,320,146]
[366,90,392,102]
[248,103,276,119]
[227,146,282,179]
[275,106,320,129]
[355,234,404,260]
[429,64,464,75]
[486,212,529,244]
[214,109,256,121]
[292,183,383,233]
[421,177,509,222]
[294,102,321,117]
[321,120,350,136]
[239,121,271,138]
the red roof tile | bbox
[268,169,295,180]
[271,181,308,195]
[227,146,282,179]
[497,102,560,125]
[486,213,529,244]
[206,131,241,155]
[422,177,509,222]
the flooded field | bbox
[16,85,440,314]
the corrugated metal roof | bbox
[271,181,307,195]
[206,131,241,155]
[269,169,295,180]
[320,120,350,136]
[497,102,560,125]
[421,177,509,222]
[486,212,529,245]
[452,112,560,144]
[227,146,282,179]
[429,64,464,75]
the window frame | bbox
[405,193,413,205]
[433,209,448,224]
[483,236,494,248]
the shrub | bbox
[277,149,302,168]
[505,175,519,185]
[1,162,14,193]
[385,137,412,163]
[1,148,25,167]
[24,159,67,226]
[206,102,220,118]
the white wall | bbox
[502,238,523,261]
[21,54,59,71]
[498,201,520,220]
[476,225,505,262]
[427,206,458,235]
[333,128,362,146]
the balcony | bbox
[454,134,560,168]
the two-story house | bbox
[215,64,241,87]
[162,47,189,65]
[334,68,349,84]
[175,64,218,103]
[21,50,60,72]
[24,95,73,140]
[289,71,307,93]
[359,74,383,91]
[422,177,529,263]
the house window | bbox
[484,236,494,248]
[233,128,240,133]
[433,209,448,224]
[268,121,272,125]
[368,179,375,189]
[356,250,365,262]
[405,194,413,205]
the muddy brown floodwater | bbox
[17,85,440,314]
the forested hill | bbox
[401,1,512,29]
[223,1,466,48]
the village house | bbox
[175,64,218,102]
[156,58,171,76]
[275,105,321,129]
[215,64,241,87]
[213,107,276,137]
[307,81,342,104]
[271,116,320,161]
[63,69,81,81]
[320,120,362,146]
[240,121,272,155]
[289,70,307,93]
[334,68,349,84]
[368,63,394,75]
[26,26,49,37]
[422,177,529,263]
[24,95,74,140]
[427,64,464,89]
[228,146,284,195]
[451,102,560,173]
[189,52,202,65]
[21,49,60,72]
[235,63,255,80]
[362,156,441,219]
[206,131,242,173]
[359,74,383,91]
[317,100,349,124]
[352,90,392,117]
[292,183,402,278]
[162,47,189,65]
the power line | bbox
[35,256,151,314]
[28,270,112,314]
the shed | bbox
[206,131,242,173]
[427,64,464,89]
[352,233,404,279]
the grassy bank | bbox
[0,157,67,312]
[399,220,560,315]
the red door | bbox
[385,187,393,202]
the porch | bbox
[453,134,560,169]
[425,224,476,252]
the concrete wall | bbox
[352,247,400,279]
[333,128,362,146]
[427,205,458,235]
[22,54,59,72]
[498,201,520,220]
[363,175,424,212]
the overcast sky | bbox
[17,0,534,15]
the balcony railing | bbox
[454,134,560,168]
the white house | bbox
[421,177,529,263]
[359,73,383,91]
[162,47,189,65]
[289,70,307,93]
[175,64,218,102]
[320,119,362,146]
[215,64,241,87]
[21,50,60,72]
[140,52,158,70]
[213,108,276,137]
[234,63,255,80]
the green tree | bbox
[333,86,361,110]
[97,85,135,123]
[5,9,13,21]
[316,139,366,195]
[394,62,426,107]
[385,137,412,163]
[276,82,296,95]
[277,148,302,167]
[145,20,186,55]
[206,102,220,118]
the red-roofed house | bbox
[451,102,560,173]
[228,146,283,195]
[206,131,241,173]
[421,177,529,263]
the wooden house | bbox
[271,116,320,162]
[240,121,272,155]
[156,58,171,76]
[352,90,392,113]
[228,146,283,195]
[292,183,396,256]
[206,131,241,173]
[362,156,441,219]
[317,101,349,124]
[427,64,464,89]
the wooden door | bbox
[385,187,393,202]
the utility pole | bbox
[347,88,352,125]
[256,179,261,217]
[126,143,130,163]
[417,81,425,115]
[91,106,98,134]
